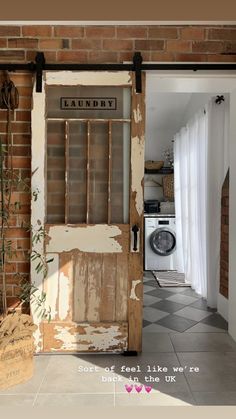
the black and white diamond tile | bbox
[143,271,228,334]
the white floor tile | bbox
[174,306,212,322]
[184,323,227,333]
[166,294,199,305]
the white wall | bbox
[145,92,217,201]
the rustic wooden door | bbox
[31,71,145,353]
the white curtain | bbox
[174,97,229,307]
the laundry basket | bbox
[163,174,174,200]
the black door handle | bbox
[132,224,139,251]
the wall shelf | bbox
[145,168,174,174]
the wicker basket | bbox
[145,160,164,171]
[163,174,174,200]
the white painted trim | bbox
[229,86,236,342]
[31,75,46,352]
[217,292,228,321]
[46,225,123,253]
[45,71,132,86]
[1,21,236,25]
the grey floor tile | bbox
[143,324,180,333]
[143,294,162,306]
[146,289,174,299]
[171,333,236,352]
[193,391,236,405]
[34,393,114,406]
[0,395,35,406]
[184,323,227,333]
[113,352,182,371]
[149,300,186,314]
[144,279,159,287]
[115,391,195,406]
[177,352,236,392]
[189,298,217,312]
[166,294,199,305]
[201,313,228,330]
[143,285,157,293]
[143,320,151,328]
[143,307,169,322]
[143,271,154,279]
[142,333,174,353]
[115,370,189,396]
[38,354,118,394]
[156,315,197,332]
[181,289,202,298]
[0,355,51,395]
[173,306,212,322]
[40,371,114,394]
[161,287,190,293]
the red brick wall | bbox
[220,170,229,299]
[0,24,235,306]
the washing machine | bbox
[144,215,177,271]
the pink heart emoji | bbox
[125,384,133,393]
[145,385,152,393]
[135,385,143,393]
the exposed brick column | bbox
[220,170,229,299]
[0,72,32,309]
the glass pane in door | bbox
[47,121,65,223]
[89,122,109,224]
[68,121,87,223]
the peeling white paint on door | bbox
[131,135,145,216]
[46,71,132,86]
[43,254,59,320]
[58,271,70,321]
[130,280,141,301]
[52,324,128,351]
[46,225,123,253]
[133,104,142,123]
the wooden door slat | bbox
[116,254,128,321]
[87,254,102,322]
[100,254,116,321]
[73,253,87,322]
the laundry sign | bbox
[60,97,117,110]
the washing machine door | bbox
[150,227,176,256]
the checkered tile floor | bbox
[143,271,228,333]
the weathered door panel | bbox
[31,71,145,353]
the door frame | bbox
[31,70,145,353]
[146,69,236,342]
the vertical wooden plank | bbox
[86,120,91,224]
[87,254,102,322]
[108,120,112,224]
[100,254,116,321]
[116,254,128,321]
[65,120,69,224]
[128,72,146,352]
[58,252,73,322]
[73,253,87,322]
